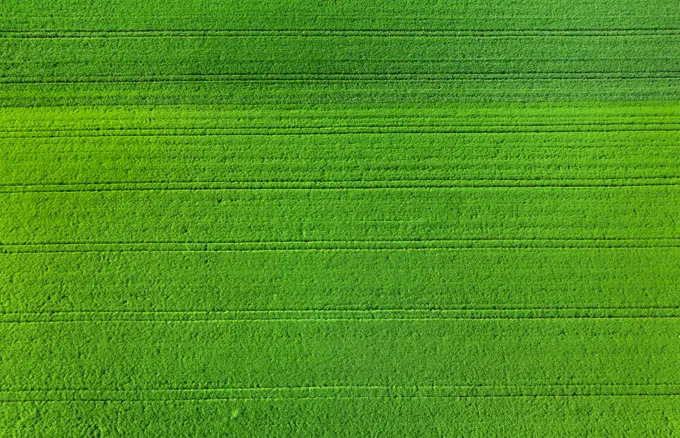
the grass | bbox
[1,0,680,436]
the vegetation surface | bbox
[1,0,680,436]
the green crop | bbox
[1,0,680,436]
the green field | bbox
[2,0,680,436]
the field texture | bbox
[2,0,680,436]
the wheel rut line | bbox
[2,314,679,323]
[3,74,680,85]
[2,181,679,192]
[3,128,679,138]
[5,71,680,78]
[1,393,678,402]
[6,175,680,187]
[5,246,679,253]
[4,383,679,393]
[3,28,680,38]
[4,306,679,315]
[3,237,679,245]
[3,120,679,133]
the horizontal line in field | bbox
[3,14,676,20]
[2,127,679,139]
[2,72,679,85]
[2,239,679,254]
[1,114,677,126]
[1,58,673,66]
[7,305,679,314]
[7,382,678,392]
[1,383,679,402]
[2,307,679,323]
[2,28,680,38]
[3,59,675,68]
[5,100,679,110]
[1,178,679,192]
[6,144,680,155]
[2,120,678,134]
[3,394,677,402]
